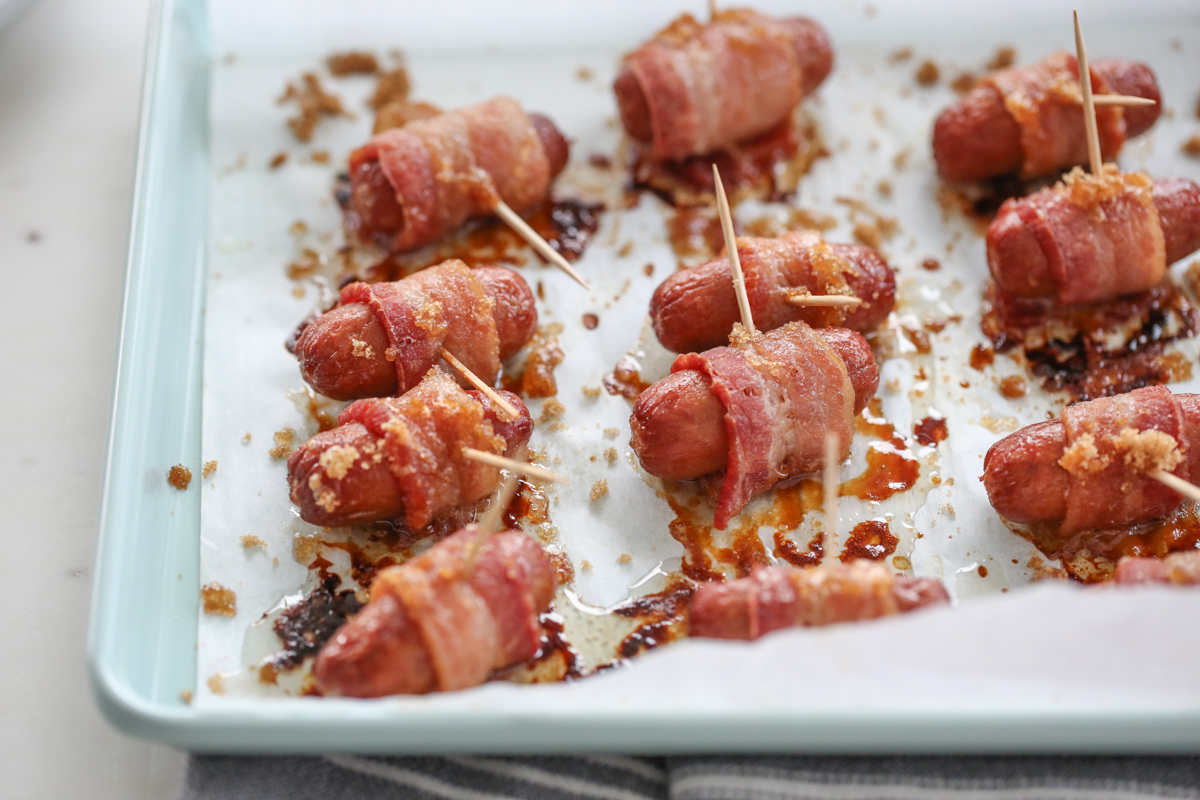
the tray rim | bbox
[87,0,1200,753]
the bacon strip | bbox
[351,96,551,251]
[983,53,1124,180]
[989,167,1166,305]
[671,322,854,529]
[339,260,501,396]
[1114,551,1200,585]
[622,10,804,161]
[689,561,949,640]
[1059,385,1189,534]
[299,369,529,531]
[315,529,557,696]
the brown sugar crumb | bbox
[278,73,346,143]
[326,51,378,76]
[969,344,994,370]
[318,444,360,480]
[167,465,192,491]
[293,535,324,566]
[617,241,634,258]
[853,222,882,250]
[368,67,410,109]
[270,429,295,460]
[604,447,618,465]
[581,385,601,399]
[200,583,237,616]
[202,460,218,479]
[986,46,1017,71]
[575,66,594,81]
[643,263,655,276]
[1182,135,1200,158]
[888,47,913,63]
[999,375,1027,398]
[373,100,440,134]
[950,72,977,94]
[915,60,940,86]
[1058,433,1109,475]
[876,180,892,198]
[892,555,912,571]
[589,153,613,169]
[921,258,941,271]
[179,690,193,704]
[617,553,633,564]
[350,337,374,359]
[582,313,599,330]
[590,480,609,501]
[269,152,287,169]
[240,534,266,549]
[1027,555,1067,582]
[581,560,593,573]
[206,674,225,695]
[604,428,619,439]
[242,432,252,445]
[310,150,330,164]
[537,399,566,422]
[1113,427,1184,473]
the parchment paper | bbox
[197,0,1200,704]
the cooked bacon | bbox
[668,322,856,529]
[984,386,1200,533]
[689,561,949,640]
[315,528,557,696]
[295,261,537,402]
[615,10,830,161]
[287,369,532,529]
[987,167,1170,305]
[984,53,1124,180]
[348,96,552,251]
[1113,551,1200,585]
[650,231,895,353]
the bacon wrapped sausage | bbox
[344,96,570,250]
[294,260,537,401]
[984,386,1200,534]
[288,369,532,529]
[933,54,1161,183]
[690,561,949,639]
[315,528,556,696]
[650,231,895,353]
[1114,551,1200,585]
[614,10,832,161]
[631,322,878,529]
[987,167,1200,306]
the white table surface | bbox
[0,0,188,796]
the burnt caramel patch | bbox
[913,416,948,446]
[982,282,1198,402]
[268,572,364,671]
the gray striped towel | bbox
[181,755,1200,799]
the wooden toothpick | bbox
[1090,94,1157,108]
[712,164,756,336]
[1073,9,1103,176]
[708,0,717,22]
[492,200,591,291]
[823,432,840,539]
[1151,470,1200,505]
[462,446,565,572]
[441,349,520,420]
[461,448,568,484]
[783,290,865,309]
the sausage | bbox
[983,387,1200,532]
[987,173,1200,304]
[315,528,556,696]
[689,562,949,640]
[347,102,570,244]
[933,57,1161,183]
[288,371,532,529]
[630,326,878,483]
[1113,551,1200,585]
[614,12,832,160]
[295,264,537,401]
[651,233,895,353]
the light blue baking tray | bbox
[88,0,1200,753]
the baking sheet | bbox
[197,0,1200,705]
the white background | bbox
[0,0,186,796]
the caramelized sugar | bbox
[603,356,652,400]
[982,282,1198,402]
[840,520,899,562]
